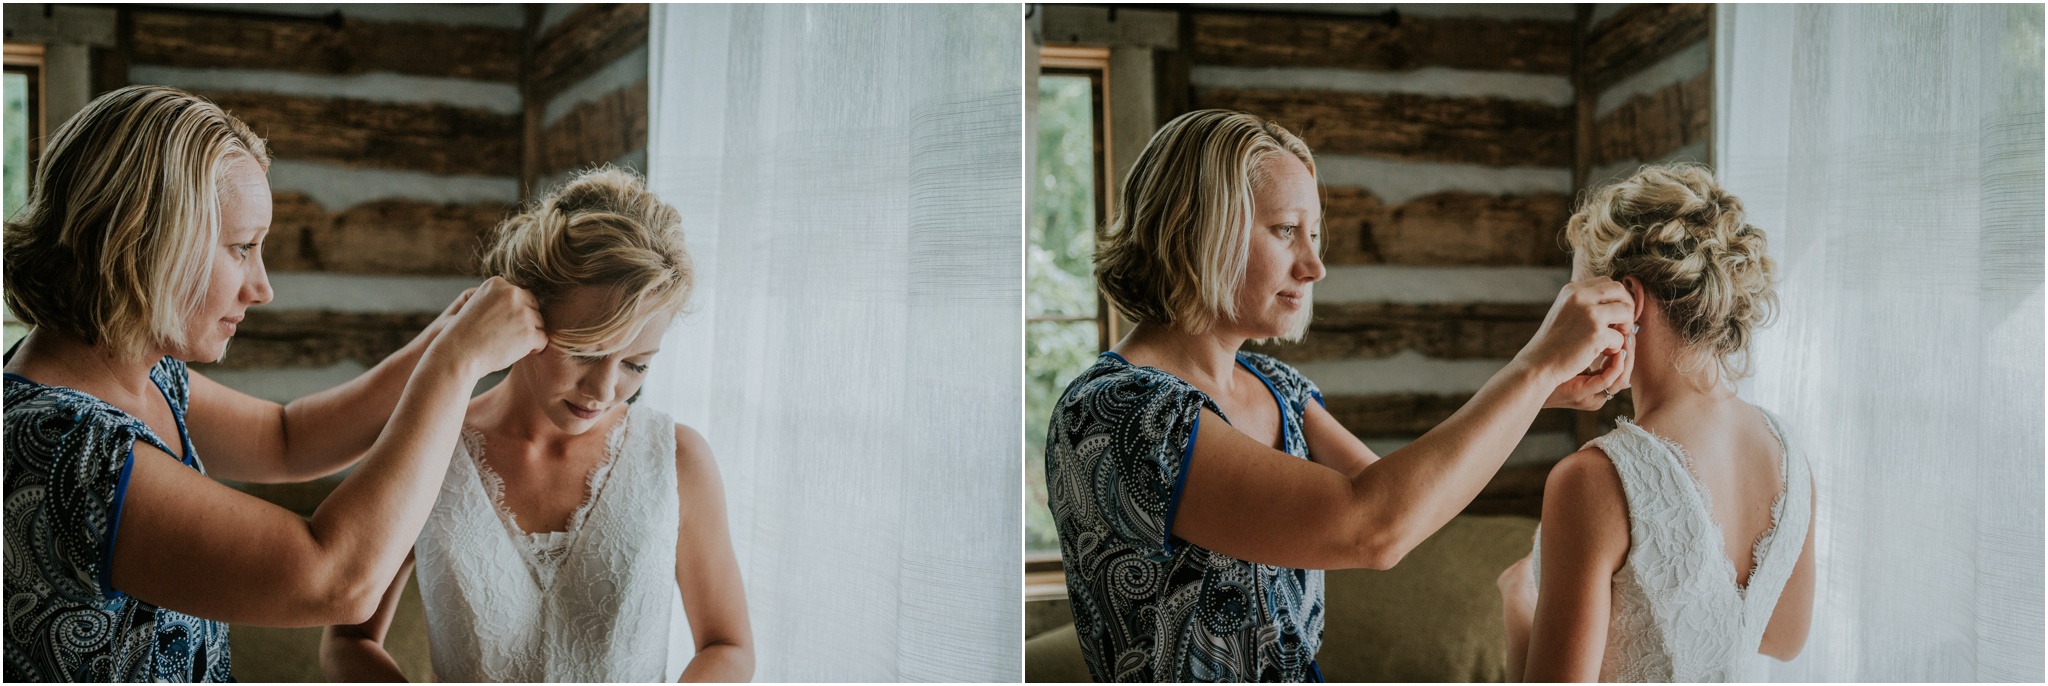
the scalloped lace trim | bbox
[461,414,630,590]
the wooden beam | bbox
[1196,88,1572,167]
[1466,461,1555,518]
[193,310,438,370]
[1582,3,1712,94]
[1319,392,1576,437]
[538,80,649,178]
[1320,188,1572,266]
[1590,70,1711,168]
[1248,302,1550,362]
[129,9,519,81]
[204,91,522,177]
[530,3,649,104]
[1189,11,1571,74]
[269,192,511,275]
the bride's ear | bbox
[1619,276,1648,324]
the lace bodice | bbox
[1534,408,1811,682]
[416,403,683,682]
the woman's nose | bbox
[1297,242,1327,283]
[582,367,619,402]
[246,254,274,305]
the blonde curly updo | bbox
[1565,163,1776,385]
[482,166,691,356]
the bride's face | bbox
[511,285,674,435]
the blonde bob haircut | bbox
[1565,163,1777,387]
[3,85,270,361]
[1094,109,1319,341]
[481,166,691,356]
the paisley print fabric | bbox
[1046,351,1327,682]
[4,358,234,682]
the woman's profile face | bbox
[1227,152,1325,339]
[512,285,675,435]
[179,156,274,363]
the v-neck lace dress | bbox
[415,403,680,682]
[1533,408,1811,682]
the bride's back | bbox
[1522,163,1816,681]
[1633,399,1787,590]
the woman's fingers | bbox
[1604,329,1636,396]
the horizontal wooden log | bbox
[130,10,519,82]
[1583,3,1712,93]
[1189,12,1571,74]
[1250,302,1549,362]
[1466,462,1554,518]
[194,310,437,371]
[532,4,649,104]
[269,192,511,275]
[1196,88,1572,167]
[1321,188,1572,267]
[1591,71,1711,168]
[1321,391,1575,437]
[205,91,521,176]
[539,80,649,177]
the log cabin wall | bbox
[527,3,650,194]
[1578,3,1713,190]
[113,4,528,413]
[1179,4,1585,516]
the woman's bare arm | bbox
[672,425,754,682]
[1170,279,1631,571]
[186,289,474,484]
[107,278,543,627]
[320,554,416,682]
[1521,449,1631,681]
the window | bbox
[4,43,43,350]
[1026,45,1116,584]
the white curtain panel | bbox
[641,4,1022,681]
[1717,4,2043,681]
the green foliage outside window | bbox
[1026,75,1099,556]
[4,72,27,349]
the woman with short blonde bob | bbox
[1498,163,1815,681]
[1044,109,1639,682]
[321,167,753,682]
[2,86,544,681]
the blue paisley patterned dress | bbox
[1046,351,1327,682]
[3,357,234,682]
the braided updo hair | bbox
[1565,163,1776,386]
[481,165,691,356]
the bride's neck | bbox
[469,374,584,453]
[1627,319,1739,420]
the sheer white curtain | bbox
[1717,4,2042,681]
[639,5,1021,681]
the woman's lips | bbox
[220,315,243,335]
[1277,290,1304,308]
[564,401,601,420]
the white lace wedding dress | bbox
[1533,407,1811,682]
[415,403,682,682]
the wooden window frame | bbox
[1027,44,1118,602]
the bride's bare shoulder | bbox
[1540,447,1630,562]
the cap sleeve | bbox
[3,399,142,602]
[1054,368,1208,562]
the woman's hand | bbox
[1543,325,1635,410]
[424,277,547,380]
[1514,278,1634,389]
[412,286,478,345]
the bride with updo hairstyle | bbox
[321,167,754,682]
[1499,163,1817,681]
